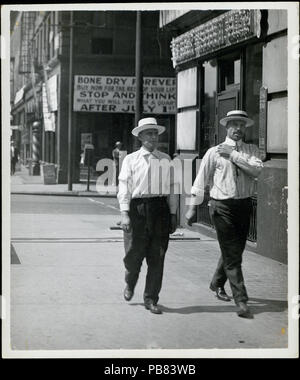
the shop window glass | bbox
[202,60,217,151]
[219,57,240,91]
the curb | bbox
[11,191,117,198]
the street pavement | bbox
[10,164,115,197]
[6,167,291,356]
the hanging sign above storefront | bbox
[171,9,262,67]
[41,75,57,132]
[73,75,176,114]
[47,75,58,111]
[42,83,55,132]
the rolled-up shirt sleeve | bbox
[230,145,263,178]
[117,155,132,212]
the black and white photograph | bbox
[1,2,299,359]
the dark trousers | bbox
[123,197,170,305]
[209,198,252,304]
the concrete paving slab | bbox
[11,213,123,239]
[11,239,288,350]
[9,196,290,354]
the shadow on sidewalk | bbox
[129,298,287,315]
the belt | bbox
[210,197,251,203]
[131,196,167,204]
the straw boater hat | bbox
[220,110,254,128]
[131,117,165,137]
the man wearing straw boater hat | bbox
[117,117,178,314]
[186,110,263,318]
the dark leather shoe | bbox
[237,302,253,318]
[123,286,134,301]
[209,284,231,302]
[145,302,162,314]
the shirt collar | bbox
[224,137,243,147]
[140,146,160,158]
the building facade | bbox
[10,10,176,182]
[160,9,288,263]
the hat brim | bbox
[131,124,165,137]
[220,116,254,127]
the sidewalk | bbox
[10,165,116,197]
[8,196,289,354]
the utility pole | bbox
[134,10,143,151]
[67,11,74,190]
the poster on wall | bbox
[73,75,176,114]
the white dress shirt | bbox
[191,137,263,203]
[117,146,178,214]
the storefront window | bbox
[219,57,240,92]
[202,60,217,153]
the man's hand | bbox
[169,214,177,234]
[185,207,197,226]
[216,144,234,158]
[121,211,131,233]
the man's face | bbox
[138,129,159,151]
[226,120,246,141]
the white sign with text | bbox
[73,75,176,114]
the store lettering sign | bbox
[73,75,176,114]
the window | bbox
[219,56,240,92]
[91,38,113,54]
[177,67,197,108]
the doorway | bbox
[197,52,242,227]
[216,53,241,143]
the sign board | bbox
[81,133,93,151]
[73,75,176,114]
[42,83,55,132]
[42,164,56,184]
[84,143,94,151]
[171,10,261,66]
[47,75,58,111]
[83,144,94,166]
[54,33,60,51]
